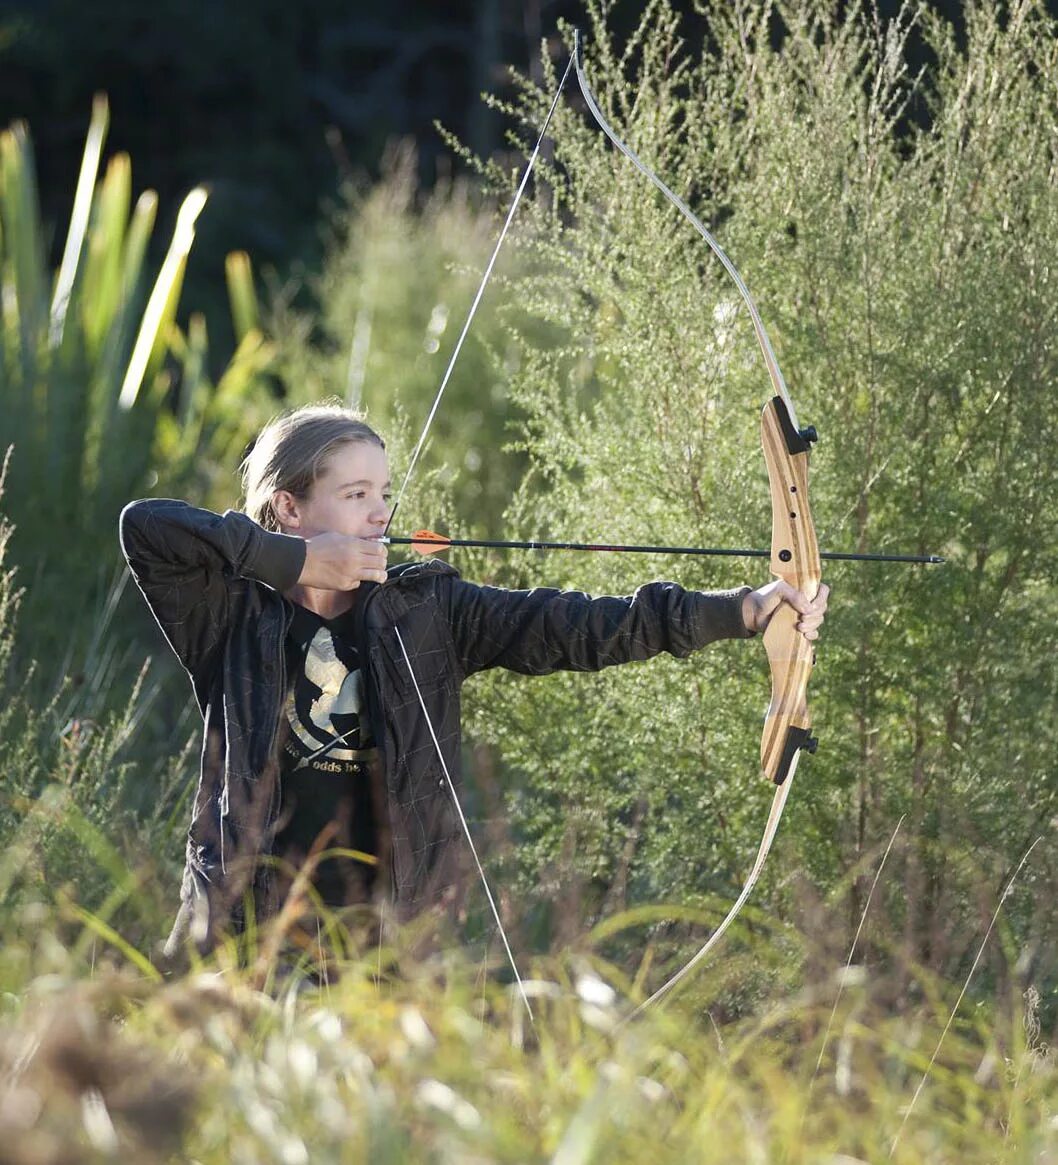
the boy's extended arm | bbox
[444,576,754,679]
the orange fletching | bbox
[409,529,452,556]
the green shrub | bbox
[268,142,556,537]
[448,0,1058,996]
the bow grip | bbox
[759,396,822,785]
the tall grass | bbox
[0,476,190,961]
[0,890,1054,1163]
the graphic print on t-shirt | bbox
[285,620,366,762]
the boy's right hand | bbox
[297,533,389,591]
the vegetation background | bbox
[1,0,1057,1160]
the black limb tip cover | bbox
[770,396,814,456]
[773,725,818,785]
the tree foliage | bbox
[450,0,1058,986]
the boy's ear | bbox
[271,490,301,530]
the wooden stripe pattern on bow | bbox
[760,398,822,785]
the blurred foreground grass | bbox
[0,877,1054,1165]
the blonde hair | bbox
[241,403,385,532]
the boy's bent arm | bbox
[119,499,307,684]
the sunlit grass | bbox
[0,846,1054,1165]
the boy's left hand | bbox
[742,580,830,640]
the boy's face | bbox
[277,441,392,539]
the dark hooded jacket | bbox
[119,499,753,956]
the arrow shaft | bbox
[381,535,942,565]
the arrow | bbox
[381,529,944,565]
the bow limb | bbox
[623,776,794,1019]
[628,405,820,1014]
[572,31,799,427]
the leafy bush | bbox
[268,142,556,537]
[444,0,1058,998]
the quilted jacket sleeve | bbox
[119,499,307,689]
[443,576,754,678]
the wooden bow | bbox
[572,32,823,1011]
[760,397,822,787]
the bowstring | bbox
[381,54,576,1031]
[394,627,535,1027]
[386,52,576,532]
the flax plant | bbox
[0,95,275,669]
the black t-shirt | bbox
[273,602,377,908]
